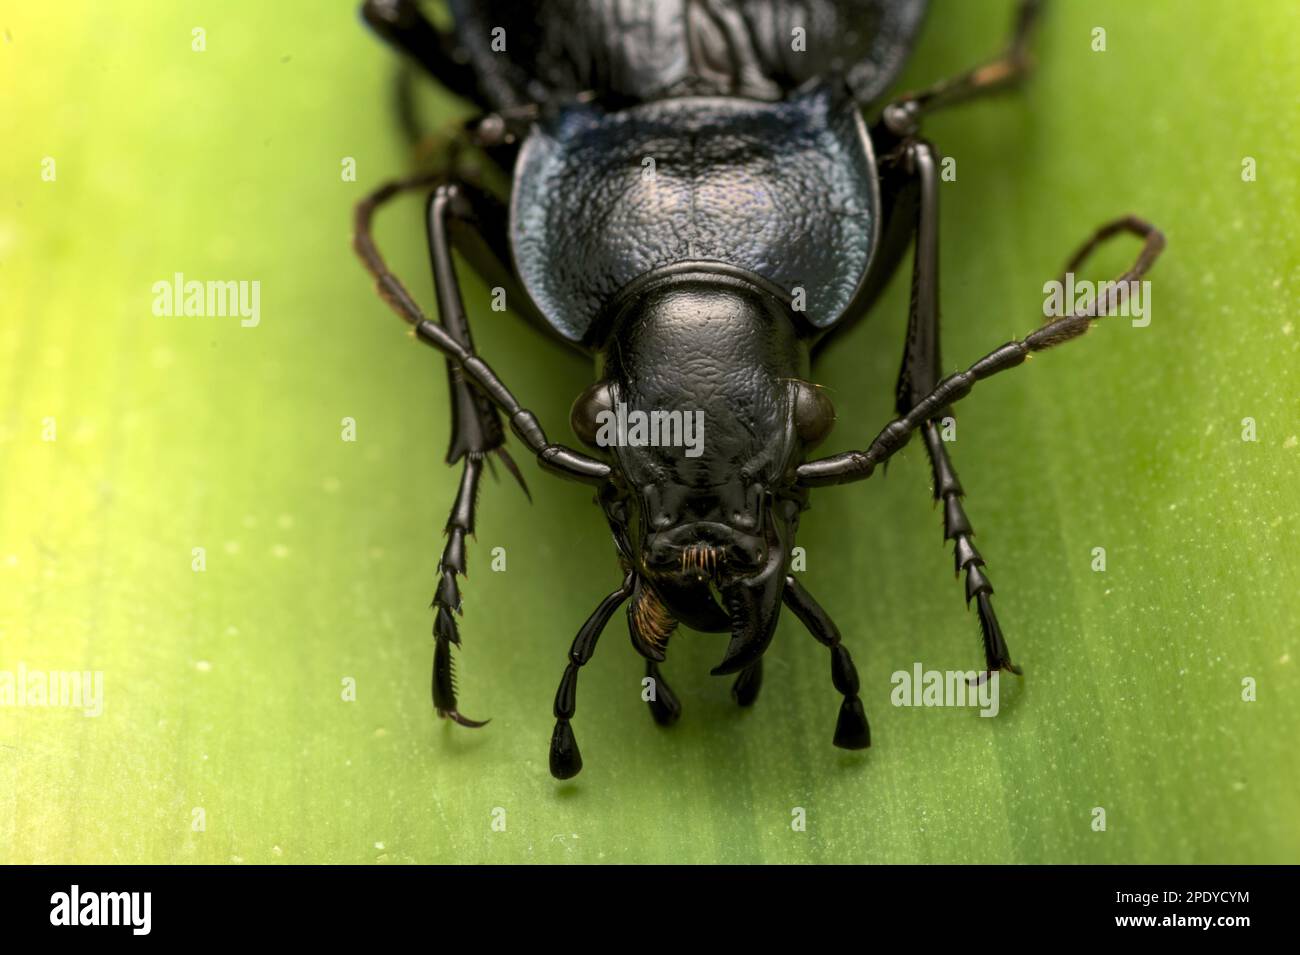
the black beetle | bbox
[353,0,1164,779]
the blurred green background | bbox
[1,1,1296,864]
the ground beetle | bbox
[353,0,1165,778]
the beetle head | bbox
[572,272,835,674]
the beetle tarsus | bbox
[974,591,1023,677]
[432,635,488,727]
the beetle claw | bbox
[440,708,490,728]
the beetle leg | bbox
[363,0,525,176]
[782,576,869,750]
[881,0,1043,137]
[354,174,613,728]
[428,452,489,726]
[801,212,1165,676]
[353,175,611,488]
[883,140,1020,676]
[551,572,636,780]
[423,184,531,494]
[362,0,481,105]
[424,180,530,726]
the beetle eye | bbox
[570,380,614,447]
[792,381,836,448]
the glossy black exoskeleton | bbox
[353,0,1164,778]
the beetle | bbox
[352,0,1164,778]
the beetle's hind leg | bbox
[783,577,869,750]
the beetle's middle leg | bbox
[823,139,1164,676]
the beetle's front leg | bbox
[354,174,610,727]
[421,182,538,725]
[799,216,1165,672]
[889,139,1020,676]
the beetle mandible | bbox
[352,0,1164,778]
